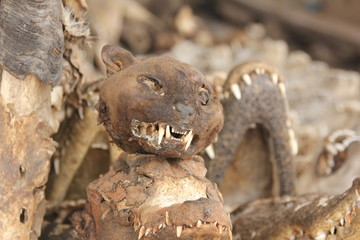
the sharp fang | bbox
[159,223,163,229]
[229,230,233,240]
[196,220,202,228]
[176,226,182,237]
[166,125,171,138]
[158,126,165,145]
[184,130,193,151]
[340,217,345,226]
[205,144,215,159]
[278,82,286,96]
[242,74,252,85]
[166,211,170,225]
[230,83,241,100]
[330,226,335,235]
[138,226,145,239]
[145,228,151,236]
[271,73,279,84]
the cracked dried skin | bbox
[205,62,295,195]
[97,45,223,158]
[72,153,232,240]
[231,178,360,240]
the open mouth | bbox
[131,119,194,150]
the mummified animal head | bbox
[97,45,223,158]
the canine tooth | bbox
[205,144,215,159]
[340,217,345,226]
[166,125,171,138]
[230,83,241,100]
[271,73,279,84]
[158,126,165,144]
[176,226,182,237]
[145,228,151,236]
[278,82,286,97]
[330,226,335,235]
[242,74,252,85]
[166,211,170,225]
[229,230,233,240]
[196,220,202,228]
[138,226,145,239]
[159,223,163,229]
[184,130,193,151]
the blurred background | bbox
[43,0,360,231]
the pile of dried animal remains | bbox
[2,1,358,240]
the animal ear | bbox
[101,45,136,76]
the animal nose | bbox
[175,103,195,120]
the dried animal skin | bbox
[72,153,232,240]
[232,178,360,240]
[97,45,224,159]
[205,62,296,196]
[72,45,230,240]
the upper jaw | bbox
[130,119,195,151]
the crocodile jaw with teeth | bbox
[131,119,194,151]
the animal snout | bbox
[175,103,195,121]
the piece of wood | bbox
[0,71,56,240]
[0,0,64,85]
[217,0,360,50]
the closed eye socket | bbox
[137,75,164,95]
[198,84,210,106]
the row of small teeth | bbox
[325,129,359,158]
[135,120,194,150]
[136,211,232,239]
[228,69,285,101]
[325,136,360,159]
[288,197,359,240]
[327,136,360,153]
[161,125,193,150]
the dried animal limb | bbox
[47,107,101,206]
[232,178,360,240]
